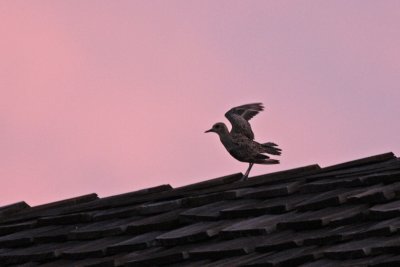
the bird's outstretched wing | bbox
[225,103,264,140]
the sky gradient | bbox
[1,1,400,206]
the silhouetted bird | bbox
[205,103,281,180]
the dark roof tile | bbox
[0,220,37,236]
[37,212,93,226]
[348,183,400,204]
[189,236,261,259]
[68,217,142,240]
[181,191,238,208]
[197,253,265,267]
[169,259,211,267]
[91,205,140,221]
[300,221,394,247]
[299,177,361,193]
[369,254,400,266]
[39,256,116,267]
[174,173,243,192]
[306,158,399,183]
[200,253,269,267]
[120,246,190,266]
[125,209,184,234]
[106,231,163,254]
[221,193,314,217]
[32,193,98,210]
[296,188,365,211]
[32,225,81,243]
[0,241,79,265]
[179,200,254,221]
[220,214,287,238]
[157,221,234,246]
[218,199,269,218]
[136,199,183,215]
[319,152,396,172]
[0,194,98,224]
[247,164,321,185]
[300,255,392,267]
[370,200,400,219]
[61,236,129,259]
[301,228,345,246]
[371,234,400,254]
[338,220,396,240]
[0,225,75,248]
[12,262,39,267]
[237,181,303,199]
[0,202,30,218]
[245,246,321,267]
[254,231,306,252]
[323,237,386,259]
[355,170,400,185]
[71,184,173,212]
[278,205,368,230]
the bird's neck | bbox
[218,132,235,148]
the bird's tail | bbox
[261,142,282,156]
[259,159,280,164]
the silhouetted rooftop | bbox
[1,152,400,266]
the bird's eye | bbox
[215,125,220,129]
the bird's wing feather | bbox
[225,103,264,140]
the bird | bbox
[205,103,281,181]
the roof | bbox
[1,152,400,266]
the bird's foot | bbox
[240,174,248,181]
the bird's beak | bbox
[205,129,213,133]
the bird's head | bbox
[205,122,228,135]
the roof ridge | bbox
[0,202,30,218]
[319,152,395,172]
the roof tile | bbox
[348,183,400,204]
[296,188,365,211]
[121,246,190,266]
[370,200,400,219]
[299,178,361,193]
[68,217,142,240]
[200,253,267,267]
[220,214,287,238]
[157,221,234,246]
[0,225,75,248]
[61,236,128,259]
[39,256,116,267]
[37,212,93,226]
[0,194,98,224]
[106,231,163,255]
[0,202,30,218]
[245,246,321,267]
[125,209,184,234]
[323,237,385,259]
[278,205,368,230]
[254,231,306,252]
[237,181,303,199]
[0,220,37,236]
[179,200,254,221]
[189,236,261,259]
[319,152,396,172]
[0,241,79,265]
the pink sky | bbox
[1,1,400,206]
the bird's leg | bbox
[241,163,254,181]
